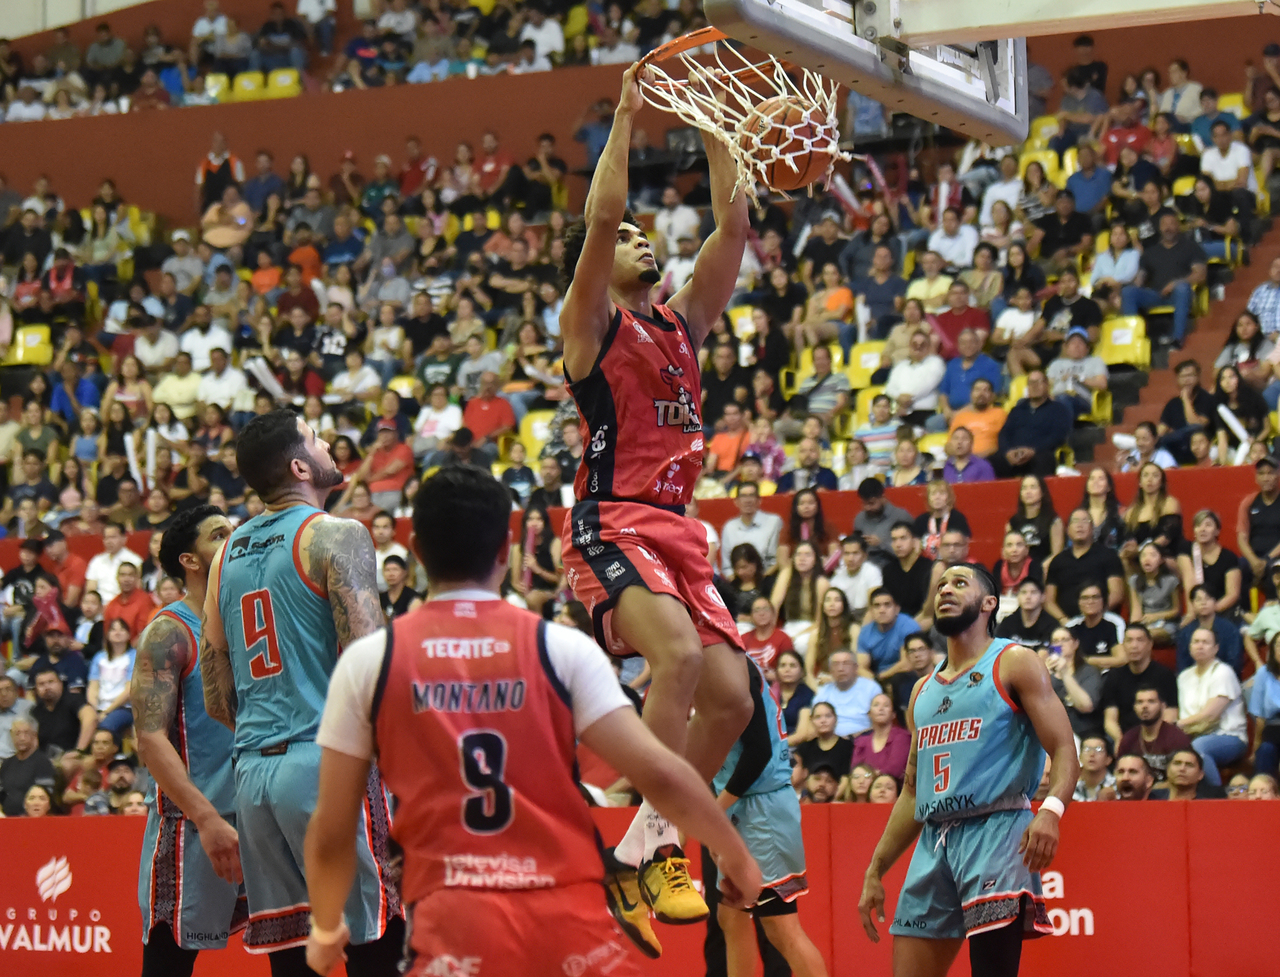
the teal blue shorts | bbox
[888,809,1052,941]
[234,742,401,953]
[139,808,246,949]
[729,785,808,910]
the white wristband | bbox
[1040,796,1065,818]
[309,916,345,945]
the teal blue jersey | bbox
[714,660,793,799]
[218,505,337,755]
[910,638,1045,824]
[152,599,236,817]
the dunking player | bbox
[714,657,829,977]
[200,410,404,976]
[559,63,754,953]
[131,505,239,977]
[858,564,1080,977]
[302,466,763,976]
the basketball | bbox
[741,94,834,192]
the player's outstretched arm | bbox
[305,515,385,647]
[858,677,926,943]
[201,542,238,730]
[667,76,750,347]
[580,706,763,908]
[132,614,242,885]
[1001,645,1080,872]
[304,746,367,975]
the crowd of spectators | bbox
[4,24,1280,817]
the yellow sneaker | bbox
[639,845,708,925]
[603,850,662,959]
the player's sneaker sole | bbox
[603,850,662,959]
[640,844,708,925]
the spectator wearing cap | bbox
[1047,327,1108,418]
[160,230,203,296]
[994,369,1073,478]
[354,418,416,510]
[359,154,400,219]
[1237,455,1280,584]
[103,753,141,813]
[852,478,912,561]
[0,716,56,816]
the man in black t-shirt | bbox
[1101,623,1179,744]
[520,134,567,216]
[800,212,847,288]
[7,451,58,512]
[995,578,1057,650]
[881,522,935,620]
[399,291,449,358]
[0,716,56,816]
[1121,211,1207,348]
[1045,509,1126,620]
[1031,190,1094,272]
[700,344,752,427]
[1158,358,1218,463]
[31,666,93,753]
[1036,267,1103,347]
[379,556,422,621]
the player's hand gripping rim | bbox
[1018,808,1060,872]
[857,871,886,943]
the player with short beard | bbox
[859,563,1079,977]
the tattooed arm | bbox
[304,515,385,647]
[201,540,238,730]
[132,612,243,884]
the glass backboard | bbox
[703,0,1029,144]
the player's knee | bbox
[647,640,703,688]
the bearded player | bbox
[130,505,239,977]
[858,564,1080,977]
[558,62,754,955]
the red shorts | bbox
[560,499,743,657]
[404,882,641,977]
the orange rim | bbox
[637,27,728,68]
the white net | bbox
[638,39,846,202]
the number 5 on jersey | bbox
[242,589,284,679]
[933,752,951,794]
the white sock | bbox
[614,805,647,867]
[642,804,679,861]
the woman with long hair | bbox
[991,530,1043,601]
[87,618,137,736]
[999,241,1047,305]
[102,354,153,422]
[1214,364,1272,459]
[1130,540,1183,645]
[838,439,878,492]
[1146,111,1180,177]
[1016,160,1056,223]
[509,505,562,614]
[1118,420,1179,472]
[8,252,44,315]
[795,701,853,791]
[99,399,138,461]
[851,693,910,780]
[959,241,1004,309]
[913,480,971,559]
[143,401,189,478]
[1090,222,1141,294]
[283,154,312,210]
[779,489,837,571]
[77,202,122,290]
[1122,462,1183,562]
[1215,311,1274,389]
[771,541,830,655]
[887,438,928,488]
[808,587,856,685]
[1176,510,1242,622]
[140,486,175,531]
[1005,474,1063,562]
[1080,466,1125,550]
[439,142,475,209]
[775,650,815,739]
[192,403,233,452]
[1044,626,1104,741]
[727,543,773,619]
[750,307,791,385]
[57,456,91,500]
[979,203,1023,263]
[846,763,878,803]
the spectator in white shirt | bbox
[295,0,337,56]
[885,330,947,425]
[1158,59,1204,128]
[133,317,180,376]
[377,0,418,43]
[720,482,784,577]
[828,535,883,621]
[590,27,639,66]
[1200,118,1258,217]
[412,384,463,460]
[519,7,565,62]
[653,185,701,261]
[979,155,1023,227]
[510,41,552,74]
[660,236,699,300]
[927,207,979,272]
[195,348,247,410]
[84,523,144,604]
[191,0,229,61]
[6,87,47,122]
[330,349,383,405]
[179,309,234,372]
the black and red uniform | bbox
[560,302,743,656]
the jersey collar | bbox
[429,588,500,603]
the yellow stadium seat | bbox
[917,432,949,459]
[519,409,558,456]
[797,344,843,374]
[1006,374,1028,406]
[387,375,417,397]
[1061,146,1080,179]
[1020,150,1061,188]
[1097,316,1150,368]
[443,212,461,244]
[1026,115,1061,150]
[1172,175,1197,197]
[563,4,590,39]
[1094,229,1109,254]
[854,385,885,427]
[232,71,266,101]
[1176,133,1200,157]
[483,329,497,351]
[727,304,755,338]
[265,68,302,98]
[1218,92,1246,118]
[403,216,421,237]
[846,341,886,389]
[204,73,230,101]
[902,250,916,279]
[4,325,53,366]
[1087,389,1113,426]
[830,411,853,440]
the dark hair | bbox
[1125,621,1153,641]
[789,489,827,547]
[1116,753,1155,778]
[1188,583,1213,602]
[868,586,896,604]
[560,600,592,635]
[412,465,513,583]
[1170,747,1203,770]
[159,504,223,581]
[1079,466,1121,524]
[973,242,998,263]
[383,554,407,570]
[237,409,308,497]
[561,209,638,290]
[841,534,866,552]
[889,520,916,537]
[1134,680,1164,702]
[1174,358,1200,375]
[729,543,765,584]
[1226,311,1267,360]
[372,509,396,526]
[1073,34,1094,46]
[1014,475,1057,523]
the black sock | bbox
[968,918,1024,977]
[345,916,407,977]
[140,923,198,977]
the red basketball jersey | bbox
[372,599,604,906]
[566,303,704,507]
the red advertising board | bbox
[1,803,1273,977]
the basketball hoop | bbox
[636,28,846,201]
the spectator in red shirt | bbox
[357,420,415,510]
[1100,99,1153,167]
[399,135,436,198]
[742,595,794,672]
[41,530,87,609]
[928,280,990,360]
[463,371,517,464]
[274,263,320,321]
[276,348,325,399]
[103,562,155,639]
[476,130,515,205]
[130,68,171,111]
